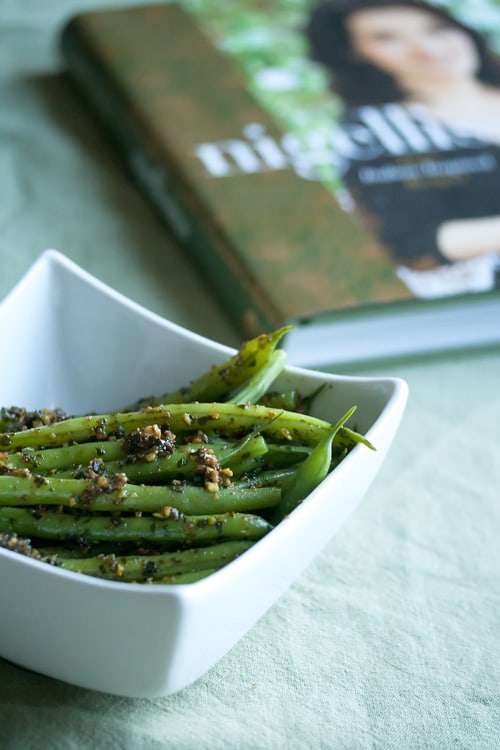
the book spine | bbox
[60,19,281,339]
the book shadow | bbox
[21,70,240,347]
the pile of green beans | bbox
[0,327,373,584]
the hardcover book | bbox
[60,0,500,366]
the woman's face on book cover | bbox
[346,6,480,87]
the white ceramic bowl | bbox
[0,250,408,697]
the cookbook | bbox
[60,0,500,366]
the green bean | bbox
[0,402,361,452]
[0,440,126,475]
[295,384,328,413]
[0,507,272,546]
[151,569,217,584]
[126,326,292,408]
[227,442,310,480]
[257,390,299,410]
[0,433,265,482]
[74,434,269,484]
[270,407,356,523]
[335,425,375,451]
[262,441,312,467]
[0,406,70,434]
[234,466,299,491]
[0,475,282,514]
[232,349,288,405]
[258,385,326,413]
[52,540,255,582]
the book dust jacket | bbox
[61,0,500,362]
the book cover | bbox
[60,0,500,366]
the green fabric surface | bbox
[1,2,499,749]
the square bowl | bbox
[0,250,408,697]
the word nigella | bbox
[193,108,489,181]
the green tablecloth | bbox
[1,3,499,748]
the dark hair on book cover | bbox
[305,0,500,106]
